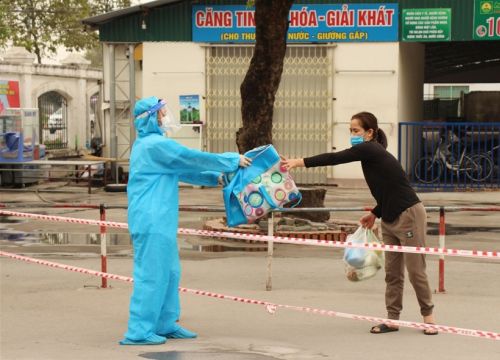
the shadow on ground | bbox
[139,351,279,360]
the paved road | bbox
[1,185,499,359]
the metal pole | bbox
[100,204,108,289]
[109,44,117,183]
[437,206,446,293]
[266,212,274,291]
[129,44,136,146]
[87,165,92,195]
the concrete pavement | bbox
[1,184,499,359]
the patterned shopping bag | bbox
[223,144,302,227]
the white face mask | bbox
[159,103,181,136]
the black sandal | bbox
[370,324,399,334]
[423,323,438,336]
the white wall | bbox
[331,42,399,182]
[0,62,102,152]
[142,42,205,150]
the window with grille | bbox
[38,91,68,150]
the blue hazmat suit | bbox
[121,96,240,345]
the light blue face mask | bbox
[350,135,365,146]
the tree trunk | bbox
[285,188,331,222]
[34,48,42,64]
[237,0,294,153]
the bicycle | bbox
[414,132,493,184]
[471,144,500,181]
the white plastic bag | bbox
[343,226,384,282]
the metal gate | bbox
[399,122,500,189]
[206,46,331,184]
[38,91,68,150]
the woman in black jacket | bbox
[283,112,437,335]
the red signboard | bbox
[0,80,21,114]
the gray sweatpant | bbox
[381,202,434,320]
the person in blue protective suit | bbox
[120,96,251,345]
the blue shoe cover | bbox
[119,334,166,345]
[164,327,197,339]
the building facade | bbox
[84,0,500,185]
[0,47,103,156]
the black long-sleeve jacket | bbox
[304,141,420,222]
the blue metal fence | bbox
[398,122,500,189]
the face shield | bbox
[158,101,181,136]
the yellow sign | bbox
[480,1,493,14]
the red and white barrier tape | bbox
[0,210,128,229]
[1,210,498,260]
[177,227,500,260]
[1,250,498,341]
